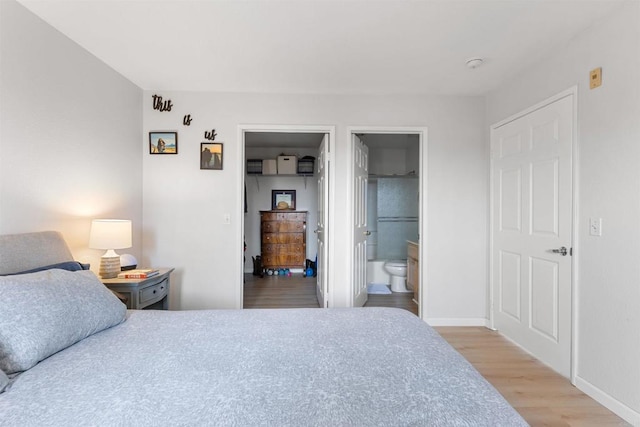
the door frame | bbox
[488,87,578,382]
[237,124,336,308]
[346,126,429,320]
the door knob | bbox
[551,246,568,256]
[363,231,371,236]
[314,229,322,234]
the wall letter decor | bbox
[204,129,217,141]
[152,94,173,112]
[183,115,192,126]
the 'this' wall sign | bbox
[152,94,173,112]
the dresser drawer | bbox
[261,253,305,268]
[262,221,305,233]
[263,233,304,244]
[261,243,278,254]
[139,278,168,304]
[286,253,305,265]
[261,222,277,233]
[277,212,306,221]
[262,243,305,256]
[281,243,304,255]
[261,212,279,221]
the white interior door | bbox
[353,134,369,307]
[316,134,329,308]
[491,94,573,377]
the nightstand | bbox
[101,268,174,310]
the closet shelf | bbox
[248,174,314,190]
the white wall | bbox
[367,136,420,176]
[142,91,488,324]
[369,147,408,175]
[486,2,640,423]
[0,0,143,269]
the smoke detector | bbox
[466,58,484,69]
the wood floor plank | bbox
[436,327,629,426]
[243,276,628,426]
[243,274,319,308]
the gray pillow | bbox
[0,369,8,393]
[0,261,90,276]
[0,269,126,374]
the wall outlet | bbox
[589,217,602,236]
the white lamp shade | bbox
[89,219,132,250]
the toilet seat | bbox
[386,260,406,267]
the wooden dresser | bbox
[260,210,307,269]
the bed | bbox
[0,231,527,426]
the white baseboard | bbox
[575,376,640,425]
[425,318,489,327]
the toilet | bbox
[383,260,411,293]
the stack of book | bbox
[117,269,159,279]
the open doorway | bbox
[239,126,334,309]
[349,128,427,319]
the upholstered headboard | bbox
[0,231,74,275]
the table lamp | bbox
[89,219,132,279]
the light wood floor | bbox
[243,274,418,314]
[243,273,320,309]
[243,274,628,426]
[437,327,628,426]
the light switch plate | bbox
[589,217,602,236]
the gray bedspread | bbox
[0,308,527,426]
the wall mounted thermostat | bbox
[590,67,602,89]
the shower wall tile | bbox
[377,178,419,218]
[377,221,419,259]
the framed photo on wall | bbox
[201,142,223,170]
[272,190,296,210]
[149,132,178,154]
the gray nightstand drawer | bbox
[139,278,168,304]
[101,268,173,310]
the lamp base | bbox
[99,253,121,279]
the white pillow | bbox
[0,269,126,374]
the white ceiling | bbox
[17,0,625,96]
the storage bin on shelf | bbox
[246,159,262,174]
[262,159,278,175]
[297,156,315,175]
[277,156,297,175]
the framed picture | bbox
[272,190,296,210]
[149,132,178,154]
[201,142,223,170]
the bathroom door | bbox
[352,134,369,307]
[316,134,329,308]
